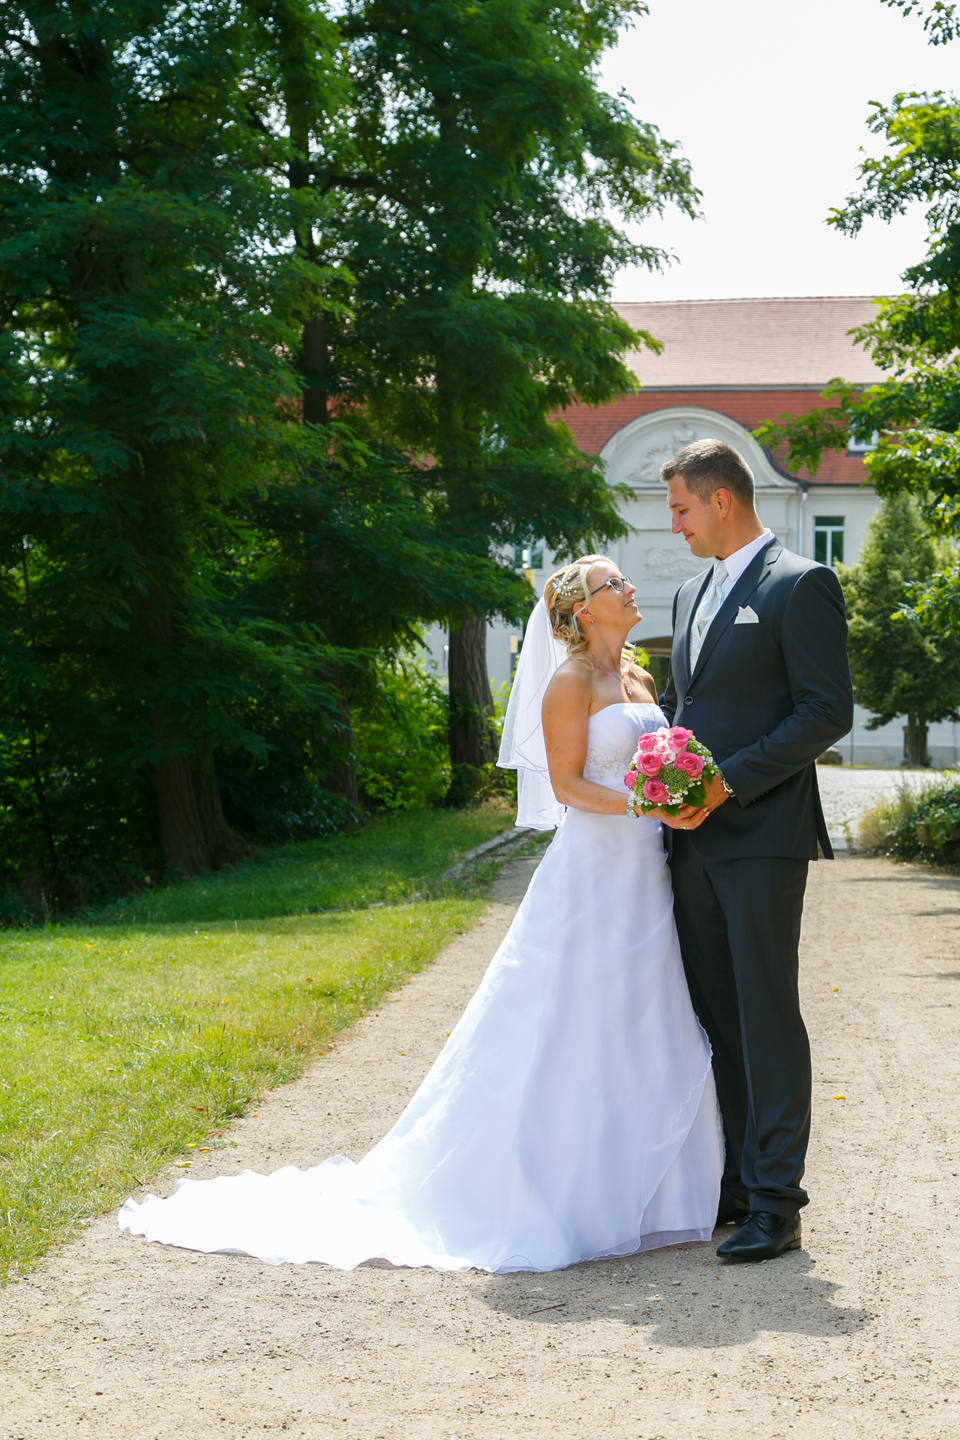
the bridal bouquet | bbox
[624,726,721,817]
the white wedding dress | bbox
[120,702,723,1273]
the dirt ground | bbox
[3,849,960,1440]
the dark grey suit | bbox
[662,537,853,1216]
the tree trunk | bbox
[21,545,59,876]
[154,751,211,874]
[289,125,359,807]
[142,587,222,874]
[903,711,931,768]
[192,747,251,867]
[325,748,360,808]
[27,722,58,874]
[302,311,327,426]
[324,667,361,809]
[917,714,930,768]
[446,615,495,806]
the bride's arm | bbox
[541,665,709,828]
[541,667,632,815]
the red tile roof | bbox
[613,296,886,389]
[560,389,867,487]
[556,297,888,486]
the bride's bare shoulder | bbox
[543,656,593,710]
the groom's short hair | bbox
[661,439,755,508]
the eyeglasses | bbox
[589,575,633,596]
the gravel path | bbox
[3,850,960,1439]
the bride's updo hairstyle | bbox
[543,555,611,657]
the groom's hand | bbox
[652,772,731,829]
[701,772,731,813]
[655,802,708,831]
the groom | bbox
[659,439,853,1262]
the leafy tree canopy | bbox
[882,0,960,45]
[313,0,700,794]
[754,1,960,675]
[0,0,696,898]
[0,0,536,887]
[755,19,960,519]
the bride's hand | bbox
[652,803,708,831]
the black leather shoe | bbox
[716,1210,801,1261]
[716,1192,750,1226]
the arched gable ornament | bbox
[598,406,800,496]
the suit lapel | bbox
[690,539,782,684]
[672,568,712,695]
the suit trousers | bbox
[668,836,811,1217]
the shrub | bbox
[859,775,960,862]
[354,655,451,811]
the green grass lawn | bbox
[0,805,514,1282]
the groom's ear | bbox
[713,487,735,518]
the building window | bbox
[814,516,845,567]
[514,537,544,570]
[847,430,878,456]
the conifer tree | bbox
[838,495,960,766]
[0,0,312,874]
[0,0,521,883]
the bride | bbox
[120,556,723,1273]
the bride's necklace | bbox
[590,654,634,697]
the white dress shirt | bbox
[689,529,773,795]
[688,529,773,676]
[712,528,773,602]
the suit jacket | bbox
[661,538,853,860]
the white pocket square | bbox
[734,605,759,625]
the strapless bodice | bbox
[583,702,667,791]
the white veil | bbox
[497,596,568,830]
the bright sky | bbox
[601,0,959,301]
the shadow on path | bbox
[478,1247,872,1348]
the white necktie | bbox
[689,559,728,672]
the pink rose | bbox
[636,733,659,753]
[674,751,705,779]
[638,752,663,776]
[667,726,694,748]
[642,778,671,806]
[623,771,636,788]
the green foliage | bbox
[837,494,960,764]
[753,29,960,719]
[333,0,699,463]
[317,0,699,792]
[354,655,451,811]
[882,0,960,45]
[754,81,960,515]
[643,653,669,696]
[0,804,512,1279]
[0,0,692,885]
[0,1,532,888]
[0,0,356,878]
[858,775,960,861]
